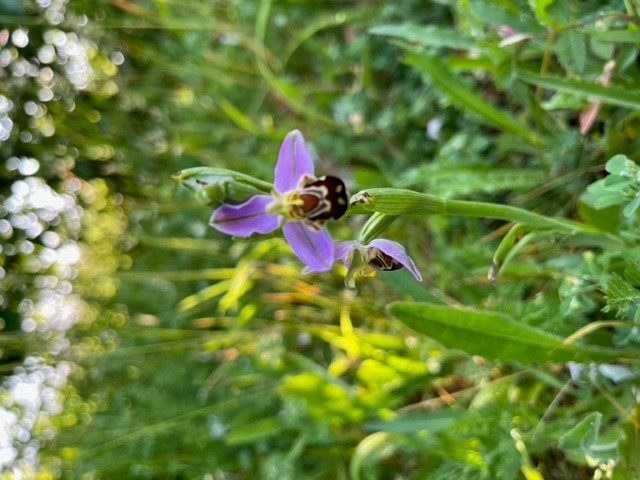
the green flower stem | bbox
[349,188,624,246]
[444,198,589,232]
[357,213,398,244]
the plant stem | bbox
[357,213,398,244]
[349,188,625,247]
[443,198,591,233]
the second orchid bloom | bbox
[334,239,422,289]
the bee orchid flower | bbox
[210,130,348,272]
[334,239,422,288]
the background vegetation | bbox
[1,0,640,478]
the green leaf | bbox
[590,176,631,194]
[517,70,640,109]
[404,53,547,146]
[624,260,640,285]
[388,302,638,365]
[365,411,459,435]
[559,412,601,452]
[593,193,627,209]
[604,174,632,189]
[590,30,640,43]
[542,92,588,111]
[605,154,635,176]
[623,194,640,218]
[589,36,615,60]
[528,0,557,28]
[470,2,534,33]
[582,187,627,209]
[617,45,639,73]
[559,412,619,464]
[555,30,587,74]
[530,0,573,27]
[604,273,640,319]
[225,418,286,445]
[578,197,621,233]
[369,24,475,50]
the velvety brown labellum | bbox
[368,250,403,271]
[302,175,348,221]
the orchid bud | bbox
[172,167,272,206]
[349,188,446,215]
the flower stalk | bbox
[357,212,398,245]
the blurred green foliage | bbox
[2,0,640,479]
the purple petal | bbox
[274,130,315,194]
[210,195,280,237]
[283,222,333,272]
[334,241,359,267]
[567,362,585,386]
[367,239,423,281]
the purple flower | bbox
[334,239,422,285]
[209,130,348,272]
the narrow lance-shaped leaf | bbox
[389,302,639,365]
[517,70,640,110]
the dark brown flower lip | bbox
[333,239,422,282]
[301,175,348,221]
[368,249,403,271]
